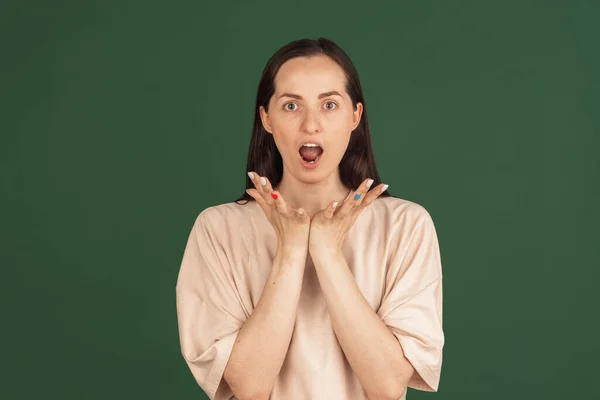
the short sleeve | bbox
[175,211,246,400]
[376,208,444,392]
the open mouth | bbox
[298,144,324,163]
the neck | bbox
[274,168,352,217]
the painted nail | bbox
[332,201,338,209]
[366,179,374,188]
[354,193,362,201]
[247,172,254,180]
[271,192,278,200]
[380,184,389,193]
[260,177,267,186]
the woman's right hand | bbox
[246,171,310,254]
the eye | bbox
[283,102,298,111]
[323,101,338,110]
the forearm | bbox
[312,250,414,400]
[224,248,307,400]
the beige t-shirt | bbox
[175,195,444,399]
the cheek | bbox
[324,110,354,128]
[271,113,300,131]
[270,118,298,148]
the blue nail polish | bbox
[354,193,362,201]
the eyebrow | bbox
[277,91,343,100]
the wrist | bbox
[276,245,308,263]
[309,244,343,260]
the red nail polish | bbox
[271,192,278,200]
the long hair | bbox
[234,37,393,205]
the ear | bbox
[259,105,273,134]
[351,102,363,131]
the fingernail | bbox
[298,210,304,215]
[366,179,374,188]
[332,201,338,209]
[247,172,254,180]
[246,189,252,196]
[271,192,278,200]
[354,193,362,201]
[380,184,389,193]
[260,177,267,186]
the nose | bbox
[300,109,321,134]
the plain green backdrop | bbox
[2,0,598,399]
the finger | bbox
[247,171,265,196]
[269,190,289,213]
[296,208,307,219]
[324,200,338,219]
[271,191,308,220]
[258,175,276,205]
[246,188,268,213]
[354,178,374,206]
[362,182,389,207]
[352,178,377,207]
[337,178,374,215]
[248,171,273,204]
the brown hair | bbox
[235,37,392,205]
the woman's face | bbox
[259,55,363,182]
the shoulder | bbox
[192,200,258,237]
[197,200,255,222]
[372,195,435,228]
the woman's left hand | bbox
[309,178,388,256]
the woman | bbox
[176,38,444,400]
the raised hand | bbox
[308,178,389,256]
[246,171,311,255]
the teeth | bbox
[302,143,321,148]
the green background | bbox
[2,0,598,399]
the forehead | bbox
[273,55,347,95]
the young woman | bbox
[176,38,444,400]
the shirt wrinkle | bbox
[176,196,444,399]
